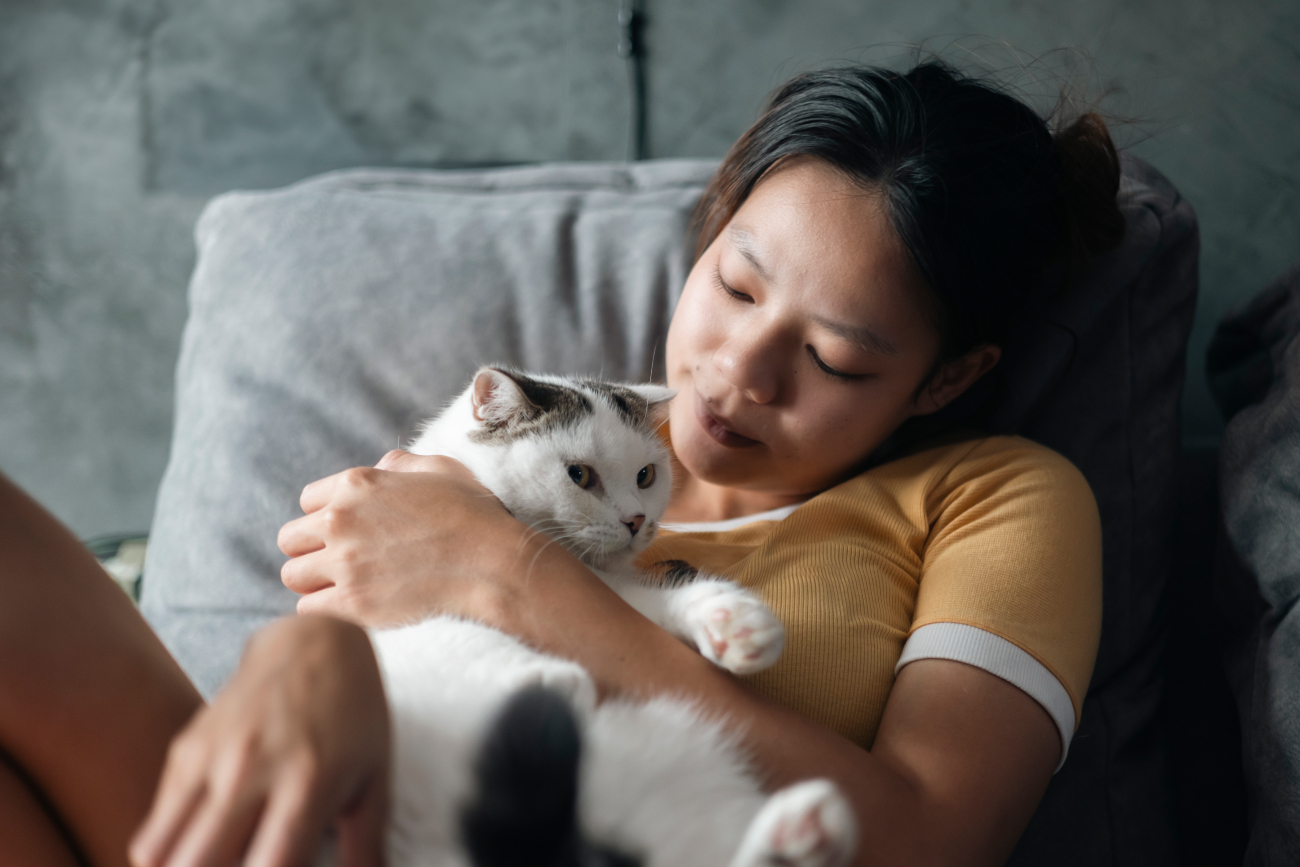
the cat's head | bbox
[446,367,675,571]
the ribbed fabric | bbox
[896,623,1075,770]
[640,435,1102,750]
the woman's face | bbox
[665,157,945,498]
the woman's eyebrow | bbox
[812,316,899,355]
[727,226,772,281]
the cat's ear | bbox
[628,384,676,426]
[471,367,540,426]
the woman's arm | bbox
[280,452,1061,867]
[457,519,1060,867]
[475,537,1060,866]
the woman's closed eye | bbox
[807,345,869,381]
[712,266,753,303]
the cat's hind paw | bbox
[680,583,785,675]
[729,779,857,867]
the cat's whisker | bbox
[521,533,568,582]
[515,525,556,559]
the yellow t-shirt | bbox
[638,435,1103,757]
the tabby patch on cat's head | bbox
[409,367,677,570]
[469,367,671,444]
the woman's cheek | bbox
[795,399,884,466]
[667,278,710,367]
[671,305,716,378]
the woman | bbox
[0,61,1121,867]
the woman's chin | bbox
[674,432,770,490]
[670,408,801,493]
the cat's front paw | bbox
[681,584,785,675]
[729,779,857,867]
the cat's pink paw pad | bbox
[688,591,785,675]
[730,779,857,867]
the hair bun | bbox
[1053,112,1126,263]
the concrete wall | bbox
[2,0,1297,538]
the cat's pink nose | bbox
[623,514,645,536]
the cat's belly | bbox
[368,617,808,867]
[371,617,597,867]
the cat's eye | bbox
[637,464,656,489]
[568,463,595,490]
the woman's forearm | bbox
[480,529,920,866]
[485,528,1056,867]
[278,458,1056,866]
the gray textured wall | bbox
[2,0,1297,538]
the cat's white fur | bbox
[371,368,857,867]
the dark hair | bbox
[694,61,1125,365]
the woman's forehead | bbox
[726,163,931,337]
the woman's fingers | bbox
[132,618,389,867]
[162,782,263,867]
[376,449,477,480]
[277,512,326,559]
[295,585,345,617]
[281,549,335,595]
[241,760,327,867]
[333,772,389,867]
[299,472,342,514]
[143,721,269,867]
[129,739,210,867]
[279,456,516,625]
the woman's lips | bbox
[694,393,760,448]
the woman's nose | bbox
[714,325,781,404]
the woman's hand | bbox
[279,451,527,627]
[128,615,390,867]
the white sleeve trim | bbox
[894,622,1076,772]
[661,502,801,534]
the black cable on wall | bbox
[618,0,647,161]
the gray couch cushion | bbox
[145,155,1198,865]
[144,160,714,695]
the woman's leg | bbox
[0,472,203,867]
[0,751,84,867]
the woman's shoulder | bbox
[805,434,1098,542]
[837,433,1093,508]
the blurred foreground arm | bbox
[129,615,390,867]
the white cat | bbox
[371,367,858,867]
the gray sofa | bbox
[143,155,1198,865]
[1207,261,1300,865]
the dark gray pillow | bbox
[999,156,1198,866]
[144,155,1198,865]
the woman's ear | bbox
[912,345,1002,416]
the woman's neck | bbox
[663,460,808,524]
